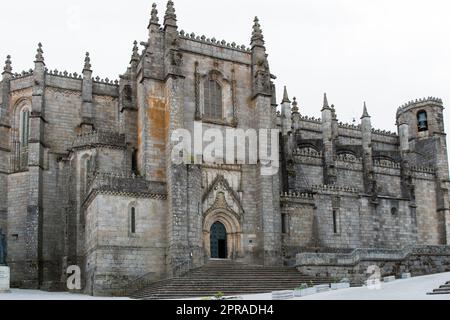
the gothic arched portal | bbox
[210,222,227,259]
[203,209,243,260]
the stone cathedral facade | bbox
[0,1,449,296]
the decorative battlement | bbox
[338,121,361,130]
[371,128,397,137]
[11,69,33,79]
[293,147,322,158]
[410,166,436,174]
[280,191,314,199]
[92,76,119,86]
[70,130,126,150]
[299,115,322,124]
[374,159,401,169]
[47,69,83,80]
[397,97,443,115]
[335,154,362,163]
[178,30,251,53]
[85,171,167,206]
[312,184,359,194]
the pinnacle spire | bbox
[282,86,291,104]
[149,3,160,26]
[361,101,370,119]
[331,104,337,120]
[131,41,140,62]
[251,16,265,47]
[164,0,177,28]
[83,52,92,71]
[322,93,330,110]
[3,55,12,75]
[292,97,299,114]
[35,42,44,63]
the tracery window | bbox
[204,79,222,120]
[20,108,30,147]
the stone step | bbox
[130,261,341,300]
[427,280,450,295]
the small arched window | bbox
[20,108,30,147]
[130,207,136,235]
[417,111,428,132]
[391,207,398,216]
[204,79,222,120]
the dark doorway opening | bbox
[210,222,227,259]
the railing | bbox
[121,272,161,297]
[71,130,126,150]
[172,259,193,278]
[120,259,194,297]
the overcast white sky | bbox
[1,0,450,139]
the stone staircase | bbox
[428,281,450,295]
[130,259,338,300]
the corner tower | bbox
[397,97,450,244]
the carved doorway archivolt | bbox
[203,207,242,260]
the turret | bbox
[148,2,160,34]
[361,102,374,193]
[331,104,339,140]
[27,43,47,287]
[291,97,300,133]
[81,52,94,133]
[163,0,177,31]
[251,17,271,98]
[321,93,336,184]
[281,86,292,136]
[361,102,372,149]
[163,0,182,78]
[1,55,12,126]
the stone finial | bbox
[149,2,160,26]
[322,93,330,110]
[331,104,337,119]
[131,41,140,62]
[83,52,92,71]
[361,101,370,119]
[2,55,12,75]
[164,0,177,28]
[282,86,291,104]
[35,42,44,63]
[251,16,265,47]
[292,97,299,114]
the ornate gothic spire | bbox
[83,52,92,71]
[251,17,265,47]
[35,43,44,63]
[149,3,160,26]
[322,93,330,110]
[3,55,12,75]
[361,101,370,118]
[292,97,299,114]
[282,86,291,104]
[164,0,177,28]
